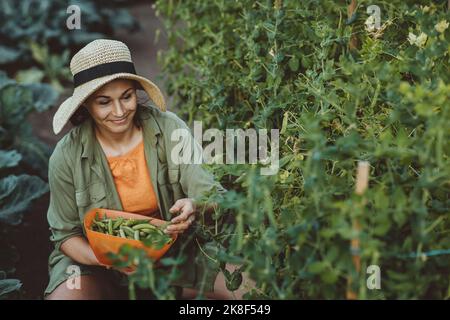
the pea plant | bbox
[134,0,448,299]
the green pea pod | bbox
[113,217,124,229]
[93,220,106,228]
[134,230,140,241]
[107,219,113,235]
[139,228,157,234]
[119,229,126,238]
[121,226,135,238]
[93,222,106,233]
[132,223,158,231]
[124,219,147,227]
[146,228,165,237]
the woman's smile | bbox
[110,114,129,125]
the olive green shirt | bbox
[46,106,223,295]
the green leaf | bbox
[0,174,48,225]
[0,71,15,90]
[0,150,22,169]
[24,83,58,112]
[28,42,48,64]
[224,269,243,291]
[0,279,22,298]
[15,68,45,84]
[320,269,338,284]
[13,127,52,178]
[142,232,172,250]
[288,57,300,72]
[280,112,289,134]
[0,175,16,202]
[307,261,327,274]
[0,84,34,126]
[0,46,21,64]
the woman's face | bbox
[84,79,138,134]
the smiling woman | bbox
[79,79,144,157]
[44,39,254,300]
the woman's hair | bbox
[69,80,152,129]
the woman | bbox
[44,39,252,299]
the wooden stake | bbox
[346,161,369,300]
[355,161,369,196]
[347,0,358,50]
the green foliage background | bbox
[0,0,138,92]
[153,0,450,299]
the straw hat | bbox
[52,39,166,134]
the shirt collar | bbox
[142,110,161,147]
[80,117,95,164]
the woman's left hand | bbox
[165,198,196,235]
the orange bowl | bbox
[83,208,177,268]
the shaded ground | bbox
[18,2,169,299]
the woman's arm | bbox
[60,236,101,266]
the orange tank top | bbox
[106,140,159,217]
